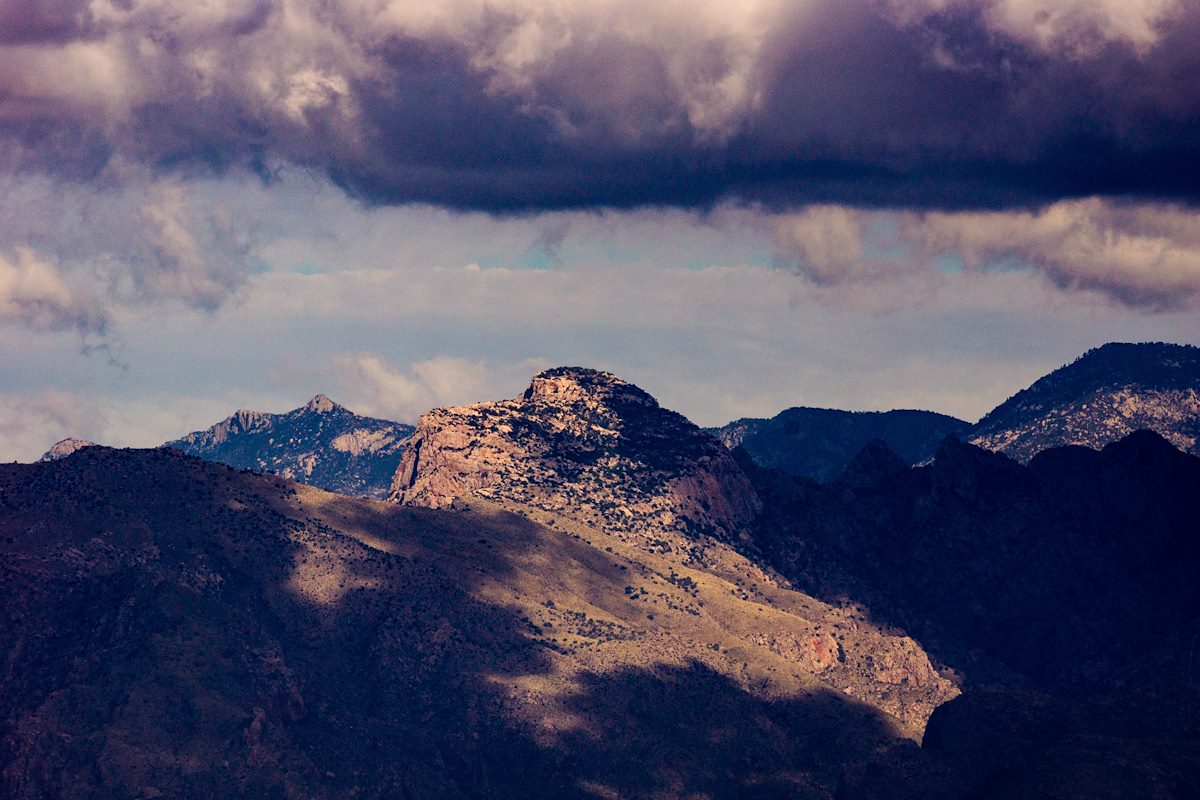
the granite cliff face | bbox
[391,368,762,549]
[969,342,1200,462]
[708,408,967,481]
[166,395,413,499]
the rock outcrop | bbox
[391,368,762,547]
[165,395,413,498]
[38,438,96,462]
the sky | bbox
[2,0,1200,461]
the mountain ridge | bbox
[165,395,414,499]
[968,341,1200,461]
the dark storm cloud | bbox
[0,0,1198,212]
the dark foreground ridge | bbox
[747,431,1200,798]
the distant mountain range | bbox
[710,341,1200,480]
[36,341,1200,496]
[968,341,1200,462]
[163,394,414,499]
[707,408,967,482]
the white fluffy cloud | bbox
[0,247,106,334]
[333,353,550,423]
[770,198,1200,310]
[908,199,1200,310]
[887,0,1183,54]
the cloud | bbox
[768,197,1200,310]
[773,205,868,285]
[0,247,107,334]
[886,0,1184,55]
[0,0,1197,211]
[333,353,547,423]
[0,172,257,337]
[908,199,1200,310]
[0,389,97,462]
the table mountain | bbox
[969,341,1200,462]
[165,394,413,498]
[708,408,967,482]
[0,446,956,800]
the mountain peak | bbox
[392,367,759,546]
[303,393,340,414]
[524,366,656,408]
[164,398,413,498]
[38,438,97,462]
[969,341,1200,462]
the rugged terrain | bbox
[712,342,1200,476]
[7,352,1200,799]
[392,368,763,560]
[708,408,966,481]
[969,342,1200,462]
[0,446,956,800]
[744,431,1200,798]
[166,395,413,499]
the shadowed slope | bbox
[0,447,944,799]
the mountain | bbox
[392,367,763,555]
[749,431,1200,690]
[708,408,967,482]
[0,446,956,799]
[969,342,1200,462]
[38,438,96,462]
[743,432,1200,798]
[165,395,413,499]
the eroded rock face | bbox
[391,368,762,546]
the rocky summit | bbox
[37,438,96,462]
[165,395,414,499]
[391,368,762,552]
[969,341,1200,462]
